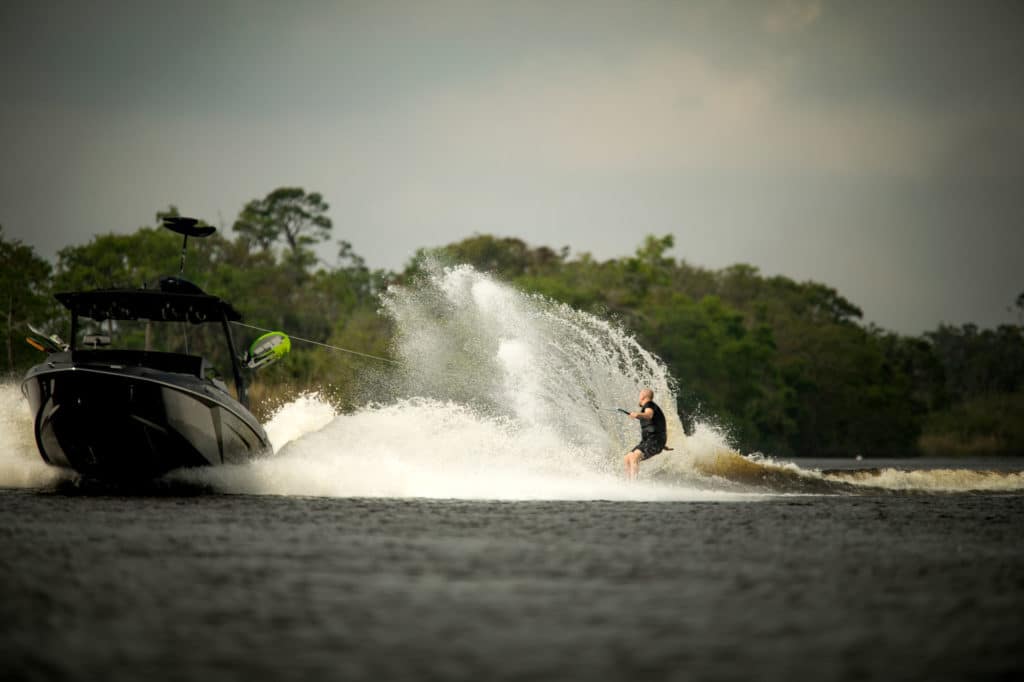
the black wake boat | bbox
[21,218,289,480]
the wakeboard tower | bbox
[20,217,290,480]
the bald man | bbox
[623,388,668,480]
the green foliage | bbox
[921,392,1024,456]
[645,294,793,452]
[0,225,55,373]
[401,235,567,285]
[232,187,332,271]
[925,324,1024,400]
[54,228,179,291]
[309,307,396,410]
[442,234,567,279]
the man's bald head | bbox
[639,388,654,404]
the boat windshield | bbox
[75,315,235,384]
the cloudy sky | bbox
[2,0,1022,333]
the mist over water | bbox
[2,263,1023,497]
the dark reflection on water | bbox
[1,491,1022,681]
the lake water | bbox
[2,486,1022,682]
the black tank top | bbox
[640,401,666,438]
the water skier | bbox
[623,388,668,480]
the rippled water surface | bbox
[3,491,1022,681]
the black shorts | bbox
[632,437,667,461]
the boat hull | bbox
[22,363,270,480]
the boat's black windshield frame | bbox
[58,289,249,407]
[56,289,242,324]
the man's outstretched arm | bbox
[628,407,654,420]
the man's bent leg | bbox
[624,449,643,480]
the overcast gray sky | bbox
[2,0,1022,333]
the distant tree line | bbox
[2,189,1022,456]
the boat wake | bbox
[2,263,1022,498]
[179,396,753,501]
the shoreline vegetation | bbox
[2,187,1022,458]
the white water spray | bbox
[0,382,65,488]
[383,264,685,467]
[176,263,746,499]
